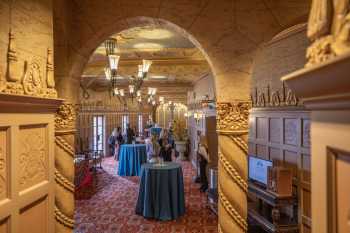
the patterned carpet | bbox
[75,157,218,233]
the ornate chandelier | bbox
[104,37,153,103]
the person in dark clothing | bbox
[114,127,123,160]
[108,129,117,157]
[158,129,172,161]
[126,124,135,144]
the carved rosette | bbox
[217,101,251,233]
[306,0,350,66]
[55,102,76,233]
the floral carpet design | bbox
[75,157,218,233]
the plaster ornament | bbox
[306,0,350,66]
[23,61,43,96]
[7,31,21,82]
[55,102,76,130]
[46,48,55,88]
[216,101,251,132]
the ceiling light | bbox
[108,54,120,70]
[150,75,167,80]
[104,67,111,80]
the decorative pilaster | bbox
[216,101,251,233]
[54,102,76,233]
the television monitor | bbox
[248,155,272,186]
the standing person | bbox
[108,129,117,157]
[114,127,123,160]
[126,123,135,144]
[159,129,172,161]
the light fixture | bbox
[119,89,125,97]
[104,37,152,100]
[129,85,135,94]
[137,90,141,97]
[159,96,164,103]
[104,67,111,80]
[108,54,120,70]
[113,88,119,95]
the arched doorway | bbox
[53,1,310,230]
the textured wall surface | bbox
[251,24,309,96]
[53,0,311,103]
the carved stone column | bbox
[54,102,76,233]
[216,101,251,233]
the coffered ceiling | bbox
[82,26,210,90]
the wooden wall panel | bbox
[248,109,311,233]
[0,113,55,233]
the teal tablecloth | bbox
[135,162,185,221]
[118,144,147,176]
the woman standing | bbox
[159,129,172,161]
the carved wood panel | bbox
[249,109,311,233]
[0,114,55,233]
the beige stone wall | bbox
[251,24,309,97]
[53,0,310,103]
[188,73,215,104]
[0,0,54,94]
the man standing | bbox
[126,123,135,144]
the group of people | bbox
[108,123,175,162]
[108,124,136,160]
[145,128,174,163]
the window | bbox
[93,115,105,151]
[122,115,129,135]
[138,114,143,136]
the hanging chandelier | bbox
[104,37,153,103]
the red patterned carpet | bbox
[75,157,218,233]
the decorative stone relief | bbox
[1,31,57,98]
[306,0,350,66]
[19,127,47,191]
[251,82,299,108]
[55,103,76,130]
[46,48,55,88]
[216,101,251,131]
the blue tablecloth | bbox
[135,162,185,221]
[118,144,147,176]
[150,127,162,136]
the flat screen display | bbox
[248,156,272,185]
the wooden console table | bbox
[248,182,299,233]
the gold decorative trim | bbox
[55,206,75,229]
[55,170,74,193]
[229,135,248,154]
[219,187,248,232]
[55,102,76,130]
[55,136,75,158]
[219,151,248,193]
[216,102,251,131]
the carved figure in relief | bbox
[19,132,46,187]
[307,0,350,66]
[23,61,43,96]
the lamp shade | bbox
[108,54,120,70]
[104,67,111,80]
[137,90,141,97]
[142,59,152,73]
[119,89,125,97]
[137,65,143,78]
[129,85,135,94]
[113,88,119,95]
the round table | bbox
[135,162,185,221]
[118,144,147,176]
